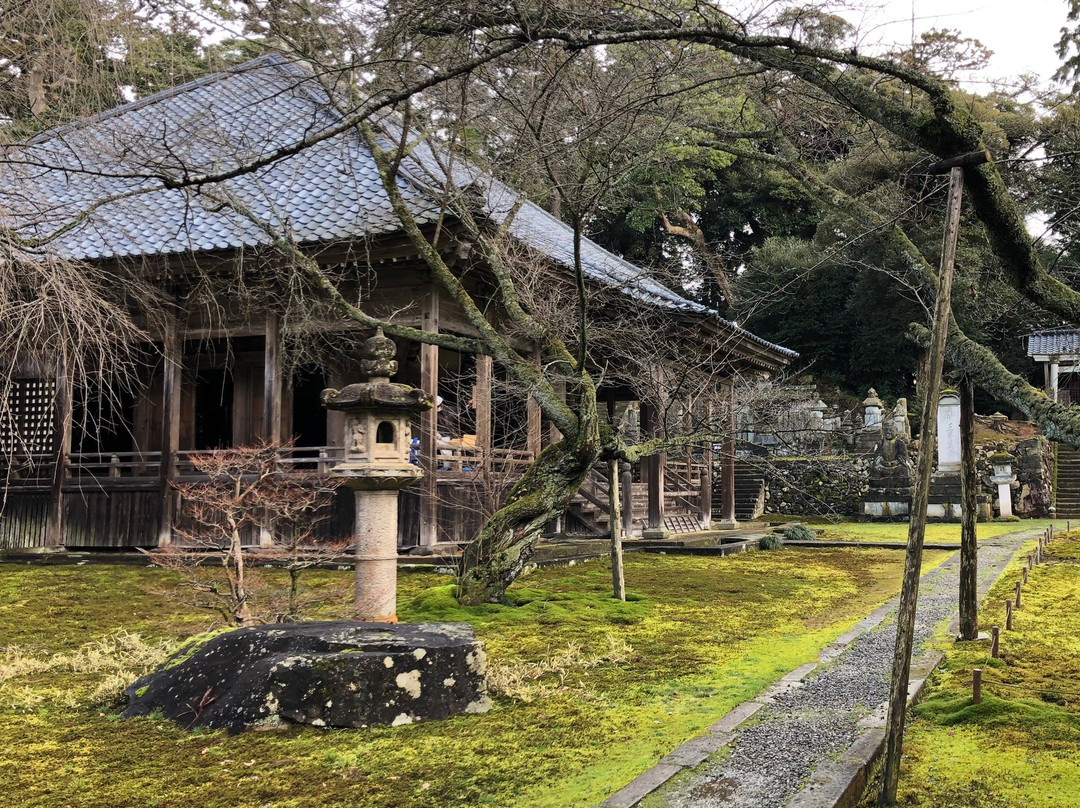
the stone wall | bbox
[764,457,870,517]
[760,432,1053,519]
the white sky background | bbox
[848,0,1072,90]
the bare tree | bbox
[148,441,344,625]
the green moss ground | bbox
[874,529,1080,807]
[820,519,1053,545]
[0,547,951,808]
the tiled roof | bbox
[0,54,796,361]
[1027,329,1080,357]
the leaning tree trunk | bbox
[458,401,600,605]
[958,378,979,640]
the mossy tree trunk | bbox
[458,386,601,605]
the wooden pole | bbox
[958,378,978,640]
[701,402,714,529]
[621,462,633,538]
[157,324,182,547]
[263,312,282,444]
[45,356,72,549]
[1006,599,1013,630]
[475,354,493,476]
[972,668,982,704]
[1015,580,1022,609]
[608,458,625,601]
[991,625,1000,658]
[880,165,966,806]
[721,382,737,526]
[260,312,283,548]
[419,288,439,547]
[641,403,666,535]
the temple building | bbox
[0,55,796,551]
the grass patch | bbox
[820,518,1053,544]
[872,528,1080,807]
[0,547,952,808]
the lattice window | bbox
[0,378,56,455]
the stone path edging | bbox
[596,527,1041,808]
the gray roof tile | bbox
[1027,329,1080,357]
[0,54,796,361]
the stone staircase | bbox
[733,461,766,522]
[711,459,766,522]
[1056,443,1080,518]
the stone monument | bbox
[321,328,432,621]
[927,390,963,520]
[862,419,914,519]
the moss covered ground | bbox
[0,547,953,808]
[873,528,1080,807]
[819,519,1053,544]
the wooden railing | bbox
[433,441,535,475]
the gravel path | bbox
[651,529,1037,808]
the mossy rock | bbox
[123,621,491,733]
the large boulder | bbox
[123,621,491,732]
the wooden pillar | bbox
[475,354,493,471]
[45,357,72,549]
[263,312,282,444]
[641,402,668,538]
[719,383,737,527]
[526,351,542,458]
[701,402,714,529]
[1050,358,1060,403]
[158,325,182,547]
[419,288,440,547]
[260,313,282,548]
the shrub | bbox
[758,534,784,551]
[782,524,817,542]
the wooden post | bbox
[45,356,72,549]
[608,458,625,600]
[158,324,182,547]
[1050,360,1060,403]
[419,289,439,547]
[972,668,982,704]
[701,402,714,529]
[958,378,978,640]
[880,163,971,806]
[1015,580,1022,609]
[1023,566,1028,584]
[1006,599,1013,630]
[260,312,283,548]
[720,383,737,527]
[990,625,1000,658]
[641,402,666,537]
[475,354,493,475]
[621,461,633,538]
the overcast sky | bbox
[848,0,1072,90]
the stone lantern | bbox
[322,328,432,621]
[989,449,1016,518]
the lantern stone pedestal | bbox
[322,328,432,621]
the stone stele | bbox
[123,621,491,732]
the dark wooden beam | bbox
[157,324,182,547]
[419,287,440,547]
[45,357,72,549]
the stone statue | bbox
[871,420,912,484]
